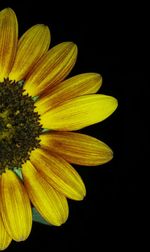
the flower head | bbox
[0,8,118,250]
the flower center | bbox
[0,79,43,174]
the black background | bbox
[0,0,147,251]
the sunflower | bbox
[0,7,118,250]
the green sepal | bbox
[18,80,24,88]
[13,167,23,180]
[32,207,51,225]
[32,96,39,102]
[42,128,51,133]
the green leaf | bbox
[32,208,51,225]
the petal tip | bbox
[0,7,16,16]
[65,41,78,53]
[35,23,50,31]
[94,73,103,89]
[77,192,86,201]
[72,43,78,54]
[106,148,114,162]
[105,95,118,114]
[75,185,86,201]
[112,97,118,111]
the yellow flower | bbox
[0,7,118,250]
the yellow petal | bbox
[22,161,69,226]
[24,42,77,96]
[0,170,32,242]
[30,149,86,200]
[0,8,18,81]
[35,73,102,115]
[9,24,51,82]
[40,94,118,131]
[0,201,12,251]
[0,178,12,252]
[40,131,113,166]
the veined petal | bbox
[0,170,32,242]
[24,42,77,96]
[22,161,69,226]
[40,94,118,131]
[0,8,18,81]
[0,207,12,251]
[0,177,12,251]
[9,24,50,81]
[30,148,86,200]
[35,73,102,115]
[39,132,113,166]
